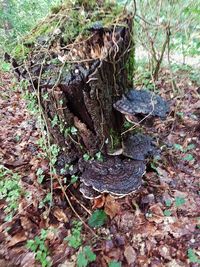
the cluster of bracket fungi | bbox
[79,89,170,199]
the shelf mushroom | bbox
[78,89,169,199]
[113,89,170,123]
[79,157,146,198]
[122,133,158,160]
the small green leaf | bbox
[70,126,78,135]
[88,210,107,228]
[187,248,200,263]
[175,197,186,207]
[83,246,96,262]
[165,199,172,207]
[109,261,122,267]
[183,154,194,161]
[71,175,78,184]
[95,152,103,161]
[83,153,90,161]
[176,112,184,118]
[77,252,88,267]
[174,144,183,151]
[1,62,11,72]
[164,210,172,216]
[185,143,195,151]
[51,115,59,128]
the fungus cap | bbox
[79,157,145,197]
[114,89,170,119]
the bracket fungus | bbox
[79,157,146,198]
[78,88,169,199]
[113,89,170,123]
[122,133,158,161]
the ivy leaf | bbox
[165,199,172,207]
[83,246,96,262]
[174,143,183,151]
[109,261,122,267]
[83,154,90,161]
[1,62,11,72]
[164,210,172,216]
[77,252,88,267]
[183,154,194,161]
[71,175,78,184]
[187,248,200,263]
[175,197,186,207]
[88,209,107,228]
[185,143,195,151]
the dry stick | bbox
[68,190,92,216]
[56,175,97,237]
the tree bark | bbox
[15,6,133,168]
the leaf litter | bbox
[0,67,199,266]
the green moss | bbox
[13,1,127,62]
[50,5,62,14]
[109,128,121,152]
[13,44,30,60]
[126,23,135,86]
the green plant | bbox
[109,261,122,267]
[174,143,196,153]
[83,153,91,161]
[77,246,96,267]
[22,90,38,115]
[165,199,172,207]
[70,175,79,184]
[183,154,194,162]
[175,197,186,207]
[95,151,103,162]
[0,165,22,221]
[187,248,200,264]
[1,61,11,72]
[64,126,78,137]
[163,210,172,216]
[66,221,82,249]
[51,115,59,128]
[36,168,45,184]
[88,209,108,228]
[50,144,60,165]
[27,229,51,267]
[39,193,52,209]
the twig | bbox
[56,176,98,237]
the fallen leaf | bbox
[8,232,27,247]
[147,203,164,224]
[53,207,68,223]
[104,195,120,219]
[92,195,105,209]
[124,246,137,265]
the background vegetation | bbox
[0,0,199,83]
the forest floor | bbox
[0,66,199,267]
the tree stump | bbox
[14,2,134,169]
